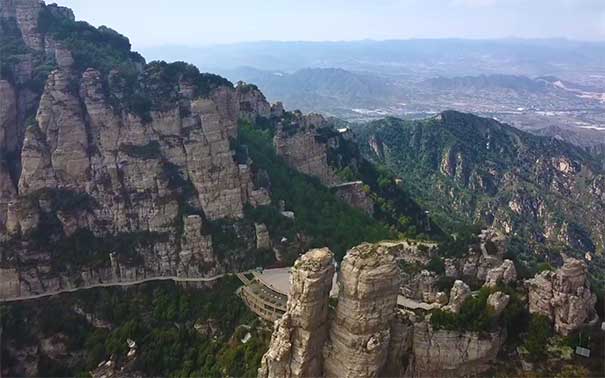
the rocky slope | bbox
[1,0,433,299]
[0,0,281,298]
[353,112,605,271]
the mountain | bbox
[222,66,396,113]
[422,74,554,93]
[530,125,605,155]
[0,1,603,377]
[0,1,437,375]
[0,0,435,301]
[143,39,605,84]
[353,111,605,276]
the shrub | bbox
[119,141,162,160]
[523,314,553,361]
[427,256,445,274]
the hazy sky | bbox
[58,0,605,49]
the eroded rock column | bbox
[259,248,335,378]
[526,256,597,335]
[323,243,400,378]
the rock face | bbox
[401,270,439,303]
[445,228,508,282]
[484,259,517,287]
[332,181,374,215]
[260,242,509,378]
[255,223,271,250]
[322,243,401,378]
[444,280,471,314]
[259,248,335,378]
[236,83,271,121]
[487,291,510,317]
[410,322,505,377]
[0,1,281,299]
[273,113,341,186]
[526,256,597,335]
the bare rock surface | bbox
[323,243,401,378]
[332,181,374,215]
[487,291,510,317]
[526,256,597,335]
[410,322,505,377]
[259,248,335,378]
[484,259,517,287]
[444,280,471,314]
[273,113,341,186]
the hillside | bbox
[0,0,434,301]
[0,1,438,375]
[353,111,605,278]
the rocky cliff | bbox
[526,256,598,335]
[259,243,510,378]
[353,112,605,261]
[322,243,401,378]
[273,112,342,187]
[259,248,335,378]
[410,322,505,377]
[0,1,277,299]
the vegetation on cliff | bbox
[353,111,605,284]
[239,121,394,261]
[0,278,268,377]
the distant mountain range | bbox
[143,39,605,84]
[220,67,397,112]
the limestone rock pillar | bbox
[259,247,335,378]
[322,243,400,378]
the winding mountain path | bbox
[0,272,248,304]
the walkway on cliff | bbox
[0,272,246,304]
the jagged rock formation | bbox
[526,256,598,335]
[259,244,403,378]
[401,270,439,303]
[410,322,505,377]
[255,223,271,250]
[273,112,342,186]
[445,228,508,282]
[260,242,512,378]
[484,259,517,287]
[332,181,374,215]
[236,82,271,121]
[322,243,401,378]
[354,112,605,255]
[0,1,279,299]
[487,291,510,317]
[444,280,471,314]
[259,248,335,378]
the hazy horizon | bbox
[57,0,605,50]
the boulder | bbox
[444,280,471,314]
[487,291,510,317]
[484,259,517,287]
